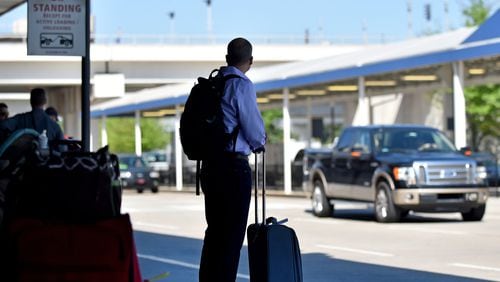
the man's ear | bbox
[249,56,253,65]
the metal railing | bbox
[0,32,401,45]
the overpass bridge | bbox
[0,39,364,138]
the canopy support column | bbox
[101,115,108,147]
[175,105,183,191]
[283,88,292,195]
[452,61,467,149]
[134,110,142,156]
[306,97,312,147]
[353,77,370,125]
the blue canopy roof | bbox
[91,9,500,118]
[462,9,500,44]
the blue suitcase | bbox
[247,152,303,282]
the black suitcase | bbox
[247,152,303,282]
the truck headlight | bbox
[476,166,487,179]
[121,171,132,179]
[149,171,160,178]
[393,166,417,185]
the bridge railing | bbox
[0,32,400,45]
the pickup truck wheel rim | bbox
[376,190,388,218]
[313,187,324,213]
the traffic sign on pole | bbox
[27,0,85,56]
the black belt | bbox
[223,152,249,161]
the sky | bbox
[1,1,500,44]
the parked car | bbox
[143,150,173,185]
[118,154,160,193]
[303,125,489,222]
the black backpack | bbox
[180,69,240,194]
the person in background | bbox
[199,37,266,282]
[0,88,63,142]
[45,106,59,122]
[0,103,8,121]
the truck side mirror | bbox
[350,147,364,158]
[460,146,472,156]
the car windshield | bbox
[119,157,147,169]
[374,128,457,153]
[144,152,168,163]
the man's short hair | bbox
[30,88,47,108]
[226,37,252,66]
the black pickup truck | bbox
[302,125,489,222]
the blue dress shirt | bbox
[220,66,266,155]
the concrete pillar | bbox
[90,118,100,151]
[134,110,142,156]
[174,105,183,191]
[352,77,370,125]
[101,116,108,147]
[306,97,312,147]
[283,88,292,194]
[452,61,467,149]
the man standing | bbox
[199,38,266,282]
[0,88,63,141]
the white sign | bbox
[27,0,85,56]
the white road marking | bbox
[295,218,341,225]
[138,254,250,280]
[258,203,308,210]
[450,263,500,273]
[316,244,395,257]
[134,222,180,230]
[388,226,467,235]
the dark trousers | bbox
[199,156,252,282]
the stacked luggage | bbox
[0,129,142,282]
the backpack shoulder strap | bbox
[222,74,240,81]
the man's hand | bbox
[253,146,265,153]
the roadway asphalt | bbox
[123,189,500,282]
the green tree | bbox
[464,84,500,150]
[461,1,498,151]
[261,108,283,144]
[105,117,169,153]
[462,0,491,27]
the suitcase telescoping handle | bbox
[254,151,266,224]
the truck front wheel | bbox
[461,204,485,221]
[312,180,333,217]
[375,182,401,222]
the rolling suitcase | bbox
[247,152,303,282]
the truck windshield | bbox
[374,128,457,153]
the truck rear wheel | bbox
[375,182,401,223]
[461,204,485,221]
[312,180,333,217]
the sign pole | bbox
[81,0,90,151]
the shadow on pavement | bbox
[302,253,488,282]
[304,207,463,223]
[134,230,486,282]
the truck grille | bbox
[414,161,476,186]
